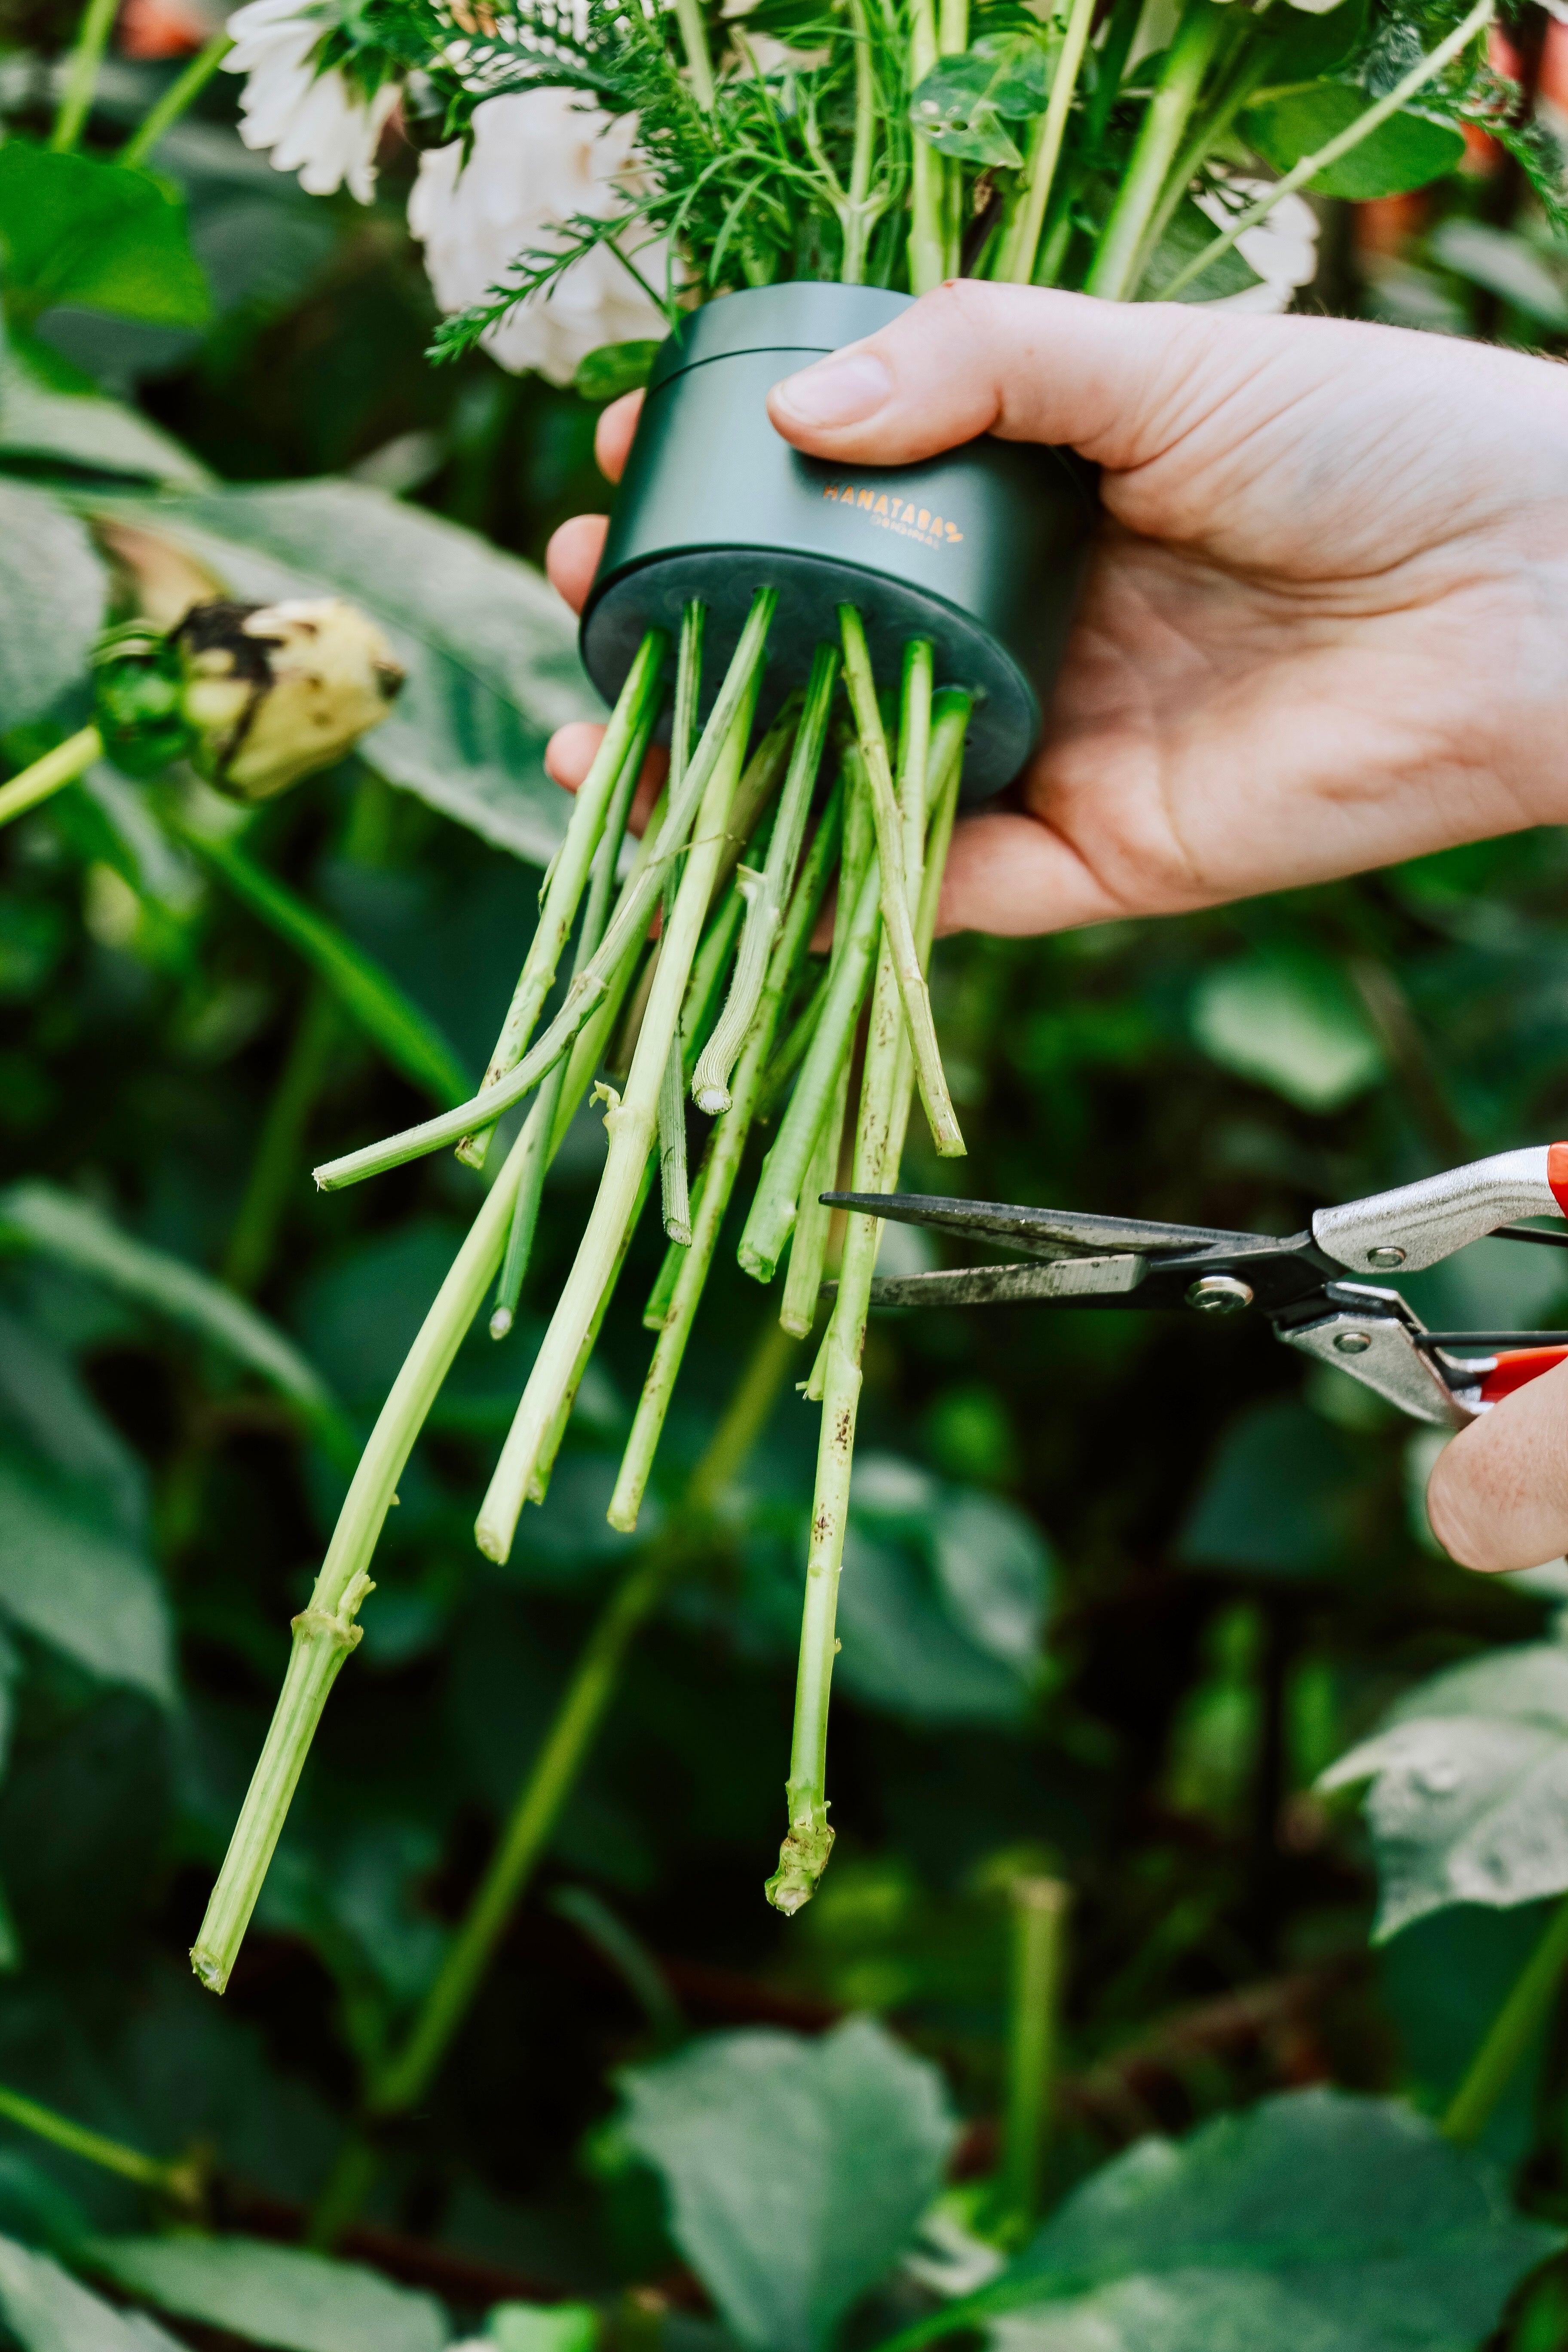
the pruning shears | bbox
[828,1146,1568,1429]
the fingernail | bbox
[773,350,891,428]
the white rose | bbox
[408,86,673,386]
[1194,180,1320,314]
[224,0,399,202]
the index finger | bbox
[595,390,644,484]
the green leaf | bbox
[0,480,106,732]
[1256,0,1367,86]
[1321,1643,1568,1938]
[0,145,210,329]
[1190,943,1385,1112]
[899,2088,1561,2350]
[83,2239,448,2352]
[1242,86,1464,199]
[0,1441,174,1704]
[910,36,1052,163]
[1137,196,1264,304]
[0,2232,186,2352]
[0,373,211,488]
[88,482,596,866]
[617,2015,956,2352]
[1177,1399,1366,1579]
[484,2305,599,2352]
[573,340,662,401]
[0,1181,355,1469]
[1427,219,1568,329]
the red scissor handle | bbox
[1479,1347,1568,1403]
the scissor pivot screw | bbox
[1366,1245,1406,1269]
[1186,1275,1253,1314]
[1335,1330,1372,1356]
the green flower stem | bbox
[674,0,716,110]
[117,30,234,166]
[1158,0,1493,301]
[778,1056,849,1338]
[658,1027,692,1244]
[838,609,963,1157]
[765,697,966,1915]
[608,777,846,1533]
[1442,1892,1568,2145]
[0,725,101,830]
[1083,0,1227,301]
[0,2077,196,2203]
[1084,0,1142,147]
[223,984,340,1298]
[1128,38,1263,294]
[528,1161,656,1508]
[988,0,1098,286]
[461,629,668,1169]
[160,807,472,1110]
[840,0,880,285]
[908,0,946,293]
[693,643,838,1115]
[737,854,880,1281]
[755,953,829,1120]
[646,1151,711,1328]
[51,0,119,150]
[190,1115,539,1996]
[997,1876,1071,2237]
[475,606,775,1565]
[312,594,777,1194]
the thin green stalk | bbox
[51,0,119,150]
[527,1161,655,1508]
[1442,1892,1568,2144]
[461,630,668,1168]
[475,602,776,1565]
[988,0,1098,286]
[160,807,472,1110]
[223,984,340,1298]
[754,954,829,1121]
[0,2078,196,2202]
[840,0,880,284]
[1083,0,1227,300]
[766,695,966,1914]
[608,779,845,1532]
[1084,0,1142,147]
[674,0,716,112]
[658,1029,692,1245]
[693,643,838,1115]
[118,30,233,165]
[778,1056,849,1338]
[0,725,101,829]
[997,1877,1070,2238]
[190,1115,539,1995]
[1158,0,1492,300]
[646,1151,711,1328]
[908,0,946,293]
[312,597,775,1193]
[838,610,963,1157]
[1128,36,1263,296]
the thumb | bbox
[1427,1358,1568,1572]
[764,280,1232,472]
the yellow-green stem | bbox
[1442,1892,1568,2145]
[988,0,1098,286]
[118,30,233,165]
[0,726,101,830]
[1083,0,1226,300]
[51,0,119,150]
[998,1877,1070,2236]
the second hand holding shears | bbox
[826,1145,1568,1429]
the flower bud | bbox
[94,597,404,798]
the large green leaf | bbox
[0,145,210,329]
[0,480,106,732]
[1321,1643,1568,1938]
[896,2088,1560,2351]
[1177,1399,1366,1578]
[1242,87,1464,200]
[0,369,210,487]
[91,482,596,865]
[910,37,1053,165]
[1139,198,1264,304]
[0,1442,174,1704]
[0,2233,185,2352]
[1190,943,1385,1112]
[1255,0,1367,87]
[618,2016,956,2352]
[83,2236,448,2352]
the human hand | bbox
[1427,1368,1568,1574]
[547,282,1568,937]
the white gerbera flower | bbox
[224,0,399,202]
[1194,179,1319,314]
[408,86,673,386]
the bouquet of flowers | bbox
[193,0,1554,1989]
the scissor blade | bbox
[826,1190,1271,1264]
[865,1254,1148,1308]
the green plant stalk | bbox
[1158,0,1493,300]
[223,984,340,1297]
[838,609,963,1157]
[491,699,655,1338]
[655,600,705,1244]
[160,807,472,1109]
[461,629,667,1167]
[755,953,829,1120]
[840,0,880,285]
[693,643,838,1115]
[1442,1892,1568,2144]
[938,0,968,271]
[529,1161,656,1508]
[766,698,965,1914]
[51,0,119,150]
[0,725,101,830]
[779,1056,849,1338]
[646,1152,711,1327]
[658,1025,692,1244]
[190,1115,539,1995]
[1083,0,1227,300]
[998,1877,1070,2236]
[608,778,845,1531]
[1127,36,1262,294]
[989,0,1099,285]
[896,640,933,875]
[312,594,777,1193]
[908,0,946,294]
[475,619,774,1565]
[674,0,716,110]
[0,2077,194,2201]
[1084,0,1142,147]
[118,30,234,165]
